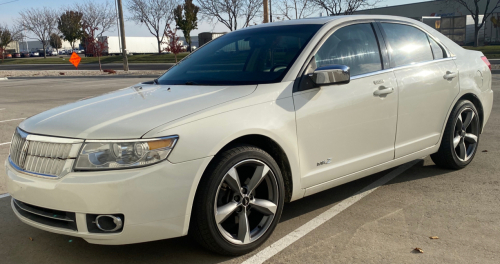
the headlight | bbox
[75,136,178,170]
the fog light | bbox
[95,215,123,232]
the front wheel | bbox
[190,145,285,255]
[431,100,480,169]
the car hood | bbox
[20,84,257,139]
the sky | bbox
[0,0,431,39]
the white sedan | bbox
[6,15,493,255]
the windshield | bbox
[157,24,322,85]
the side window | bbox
[428,36,447,60]
[314,23,382,76]
[381,23,433,67]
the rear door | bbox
[378,22,459,158]
[293,23,399,188]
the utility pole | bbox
[116,0,129,71]
[269,0,272,22]
[263,0,269,23]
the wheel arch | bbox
[206,134,294,203]
[186,134,295,237]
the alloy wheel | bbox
[453,107,479,162]
[214,159,279,245]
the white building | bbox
[18,39,82,52]
[355,0,500,45]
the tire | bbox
[431,100,481,169]
[189,145,285,255]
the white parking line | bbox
[0,193,10,199]
[0,118,25,123]
[0,142,11,146]
[242,160,420,264]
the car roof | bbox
[238,15,418,29]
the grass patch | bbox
[463,45,500,58]
[0,53,189,65]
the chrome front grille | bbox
[9,128,84,179]
[10,129,28,168]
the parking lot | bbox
[0,76,499,263]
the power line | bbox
[0,0,19,6]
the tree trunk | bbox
[43,43,47,58]
[158,38,162,54]
[474,26,480,47]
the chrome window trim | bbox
[291,56,456,85]
[390,57,455,72]
[350,57,455,80]
[350,68,395,80]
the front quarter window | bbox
[157,24,322,86]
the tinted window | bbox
[157,25,322,85]
[428,36,447,60]
[381,23,433,67]
[314,24,382,76]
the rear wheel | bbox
[190,145,285,255]
[431,100,480,169]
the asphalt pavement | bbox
[0,76,499,263]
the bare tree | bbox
[274,0,319,20]
[0,24,22,62]
[196,0,261,31]
[446,0,500,46]
[76,0,117,37]
[127,0,178,54]
[312,0,380,16]
[18,7,58,58]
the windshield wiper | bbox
[153,78,159,84]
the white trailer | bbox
[98,36,169,55]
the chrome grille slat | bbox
[9,128,82,179]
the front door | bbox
[293,23,399,188]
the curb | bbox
[0,77,7,80]
[6,75,159,80]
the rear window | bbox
[157,25,322,85]
[381,23,434,67]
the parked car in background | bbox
[13,53,21,58]
[4,54,12,58]
[6,15,493,256]
[21,52,30,58]
[30,51,39,57]
[59,50,66,55]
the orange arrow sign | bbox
[69,52,81,69]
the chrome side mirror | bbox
[310,65,350,86]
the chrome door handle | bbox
[373,87,394,96]
[443,71,457,80]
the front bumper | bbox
[6,157,211,245]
